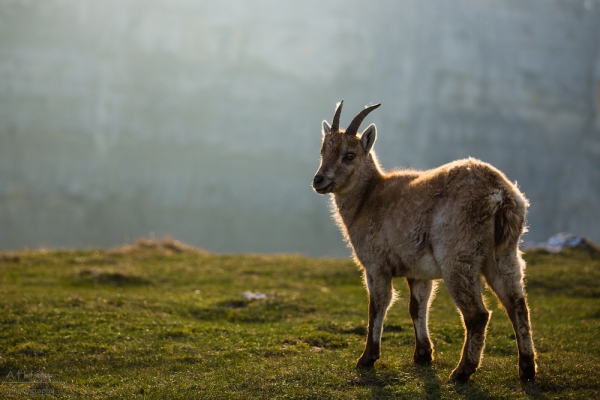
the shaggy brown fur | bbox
[313,101,536,382]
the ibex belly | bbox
[394,251,442,280]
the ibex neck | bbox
[333,153,384,222]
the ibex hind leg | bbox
[483,252,536,381]
[442,259,490,383]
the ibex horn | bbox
[331,100,344,133]
[345,103,381,136]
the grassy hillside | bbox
[1,239,599,399]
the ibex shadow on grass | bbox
[312,101,536,383]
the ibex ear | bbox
[322,120,332,137]
[360,123,377,153]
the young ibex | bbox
[312,101,536,382]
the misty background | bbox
[1,0,599,257]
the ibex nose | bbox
[313,174,325,187]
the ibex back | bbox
[312,101,536,382]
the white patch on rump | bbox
[490,190,503,205]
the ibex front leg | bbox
[407,278,436,364]
[356,270,393,368]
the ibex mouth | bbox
[313,175,333,194]
[314,183,333,194]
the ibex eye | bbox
[345,153,355,161]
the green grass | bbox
[0,239,599,399]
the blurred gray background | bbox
[1,0,599,257]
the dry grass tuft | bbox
[108,236,207,255]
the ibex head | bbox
[312,100,381,195]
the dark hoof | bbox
[519,360,536,381]
[413,348,433,365]
[449,367,474,383]
[356,356,378,369]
